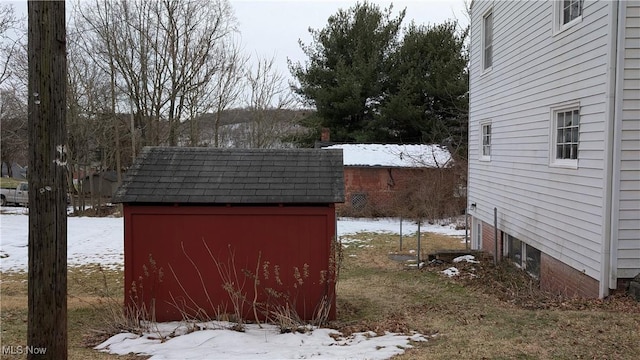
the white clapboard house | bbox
[467,0,639,298]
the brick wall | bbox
[473,219,503,260]
[540,253,600,298]
[339,167,424,216]
[482,222,503,257]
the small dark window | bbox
[525,244,541,278]
[508,235,522,265]
[482,123,491,158]
[483,11,493,70]
[351,193,368,210]
[507,234,541,279]
[562,0,582,25]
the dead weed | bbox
[424,259,640,313]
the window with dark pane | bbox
[563,0,582,25]
[525,244,541,278]
[482,123,491,157]
[483,11,493,69]
[508,235,522,266]
[556,108,579,160]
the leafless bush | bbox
[391,159,467,223]
[127,254,163,325]
[166,237,341,333]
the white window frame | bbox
[553,0,583,35]
[549,102,580,169]
[472,218,482,250]
[479,121,491,161]
[482,9,493,72]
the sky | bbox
[4,0,468,83]
[0,210,467,359]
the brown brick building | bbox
[322,144,453,217]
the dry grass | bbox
[1,266,146,360]
[1,231,639,360]
[0,178,22,189]
[335,231,640,360]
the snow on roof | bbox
[323,144,452,168]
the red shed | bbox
[113,147,344,323]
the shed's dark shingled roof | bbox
[113,147,344,204]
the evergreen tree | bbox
[290,2,468,155]
[290,1,404,143]
[382,21,469,151]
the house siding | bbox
[616,1,640,279]
[468,0,612,285]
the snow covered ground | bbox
[0,209,465,360]
[0,210,124,272]
[0,210,465,273]
[95,322,429,360]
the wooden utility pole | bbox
[27,1,68,359]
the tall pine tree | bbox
[290,2,468,155]
[382,21,468,152]
[290,1,404,143]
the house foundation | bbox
[472,219,601,298]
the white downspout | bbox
[609,0,627,292]
[600,0,623,298]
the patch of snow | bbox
[323,144,452,168]
[0,213,124,272]
[95,322,428,360]
[338,217,465,238]
[442,267,459,277]
[0,214,465,273]
[452,255,480,264]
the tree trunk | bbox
[27,1,68,359]
[3,160,12,178]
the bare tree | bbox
[27,1,68,358]
[1,5,28,178]
[206,37,247,147]
[244,56,301,148]
[0,89,27,176]
[66,33,112,212]
[391,151,467,224]
[74,0,239,147]
[0,3,21,86]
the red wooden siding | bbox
[123,205,337,322]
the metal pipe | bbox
[465,209,469,250]
[494,207,498,265]
[417,220,421,263]
[399,216,403,251]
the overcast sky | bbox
[5,0,468,89]
[232,0,469,79]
